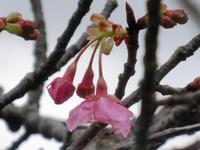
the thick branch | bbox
[0,0,93,111]
[133,0,160,149]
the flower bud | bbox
[160,16,176,28]
[76,68,95,98]
[186,77,200,91]
[5,22,23,35]
[163,9,188,24]
[101,37,114,55]
[6,12,22,23]
[0,18,6,31]
[136,15,147,30]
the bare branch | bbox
[114,3,139,99]
[133,0,160,149]
[7,131,30,150]
[156,84,186,96]
[156,90,200,106]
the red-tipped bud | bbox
[47,77,75,104]
[186,77,200,92]
[19,20,38,32]
[96,76,107,96]
[160,16,176,28]
[136,15,147,30]
[76,68,95,98]
[0,18,6,31]
[163,9,188,24]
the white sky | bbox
[0,0,200,149]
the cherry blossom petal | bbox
[94,96,133,138]
[66,100,96,132]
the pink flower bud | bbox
[186,77,200,91]
[47,77,75,104]
[160,16,176,28]
[76,68,95,98]
[19,20,38,32]
[163,9,188,24]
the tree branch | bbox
[7,131,30,150]
[133,0,160,149]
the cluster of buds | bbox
[47,14,133,138]
[137,3,188,29]
[0,12,40,40]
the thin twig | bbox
[25,0,47,111]
[0,0,93,111]
[149,123,200,142]
[7,131,30,150]
[156,90,200,106]
[156,84,186,96]
[114,2,139,99]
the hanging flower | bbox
[47,13,133,138]
[66,95,133,138]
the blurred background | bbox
[0,0,200,149]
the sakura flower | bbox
[87,14,128,55]
[66,95,133,138]
[66,46,133,138]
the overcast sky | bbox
[0,0,200,149]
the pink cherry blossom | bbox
[66,95,133,138]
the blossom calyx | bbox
[76,68,95,98]
[47,77,75,104]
